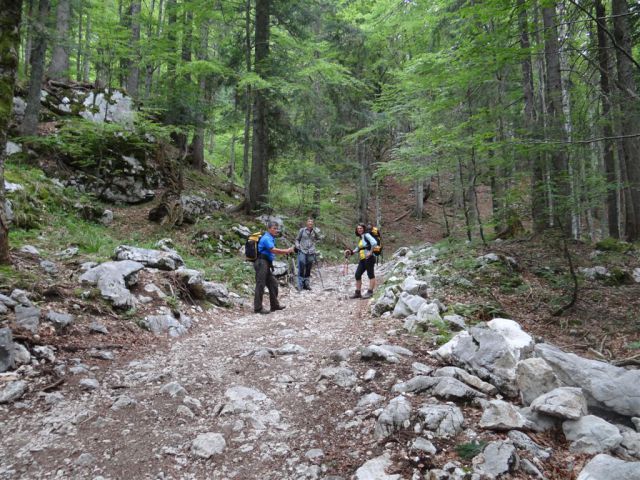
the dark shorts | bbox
[355,256,376,281]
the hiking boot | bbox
[271,305,286,312]
[254,308,270,315]
[362,289,374,299]
[349,290,361,299]
[303,285,311,291]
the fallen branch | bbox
[393,209,413,222]
[40,378,64,392]
[613,353,640,367]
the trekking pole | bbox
[315,257,325,290]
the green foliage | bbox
[455,441,487,460]
[628,341,640,350]
[451,302,506,323]
[596,238,633,253]
[22,117,171,172]
[604,268,632,287]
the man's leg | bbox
[266,269,281,309]
[254,259,269,312]
[297,252,305,290]
[303,254,313,289]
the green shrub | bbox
[595,237,633,253]
[604,268,632,286]
[455,441,486,460]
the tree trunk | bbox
[243,0,252,199]
[82,15,90,82]
[357,141,369,224]
[457,158,472,241]
[190,20,209,171]
[21,0,49,136]
[518,0,545,233]
[48,0,70,80]
[76,0,83,81]
[542,3,571,235]
[23,0,34,77]
[595,0,619,238]
[0,0,23,263]
[248,0,270,213]
[612,0,640,241]
[415,178,423,220]
[126,0,141,98]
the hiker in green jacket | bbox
[344,223,377,299]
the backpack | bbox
[245,231,263,261]
[366,225,382,256]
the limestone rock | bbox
[577,453,640,480]
[563,415,623,454]
[191,432,226,459]
[374,395,412,439]
[516,357,559,406]
[536,342,640,417]
[530,387,588,420]
[80,260,144,308]
[113,245,184,271]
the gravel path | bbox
[0,265,430,479]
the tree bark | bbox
[21,0,49,136]
[126,0,141,98]
[0,0,23,263]
[518,0,545,233]
[76,0,83,81]
[82,14,90,82]
[542,3,571,235]
[248,0,270,213]
[48,0,70,81]
[594,0,618,238]
[243,0,252,200]
[190,20,209,171]
[612,0,640,241]
[23,0,34,77]
[357,141,369,224]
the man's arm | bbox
[270,246,294,255]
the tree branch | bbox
[567,0,640,72]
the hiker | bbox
[295,218,320,291]
[344,223,377,299]
[254,221,295,314]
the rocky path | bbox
[0,265,428,479]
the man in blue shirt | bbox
[254,221,294,314]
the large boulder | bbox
[516,357,559,406]
[535,342,640,417]
[180,195,224,223]
[563,415,623,454]
[432,319,534,396]
[114,245,184,271]
[80,260,145,308]
[577,454,640,480]
[392,292,427,319]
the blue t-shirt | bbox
[257,231,276,262]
